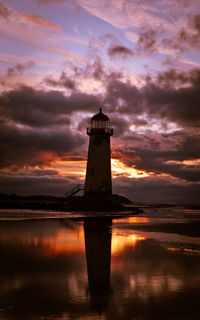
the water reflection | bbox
[0,216,199,319]
[84,217,112,313]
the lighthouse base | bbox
[65,193,135,211]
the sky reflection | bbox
[0,216,200,320]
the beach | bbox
[0,207,200,319]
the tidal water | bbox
[0,208,200,320]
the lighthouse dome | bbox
[91,108,109,121]
[87,108,113,135]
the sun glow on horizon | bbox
[111,159,150,178]
[53,158,151,180]
[166,159,200,166]
[53,160,86,179]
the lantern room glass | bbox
[91,120,110,129]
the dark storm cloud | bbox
[111,115,130,137]
[0,123,85,168]
[107,45,133,58]
[114,133,200,182]
[132,118,148,126]
[153,69,192,88]
[113,176,200,205]
[135,149,200,182]
[30,169,59,176]
[105,79,142,114]
[0,2,10,19]
[0,64,199,201]
[6,61,35,77]
[0,172,76,195]
[0,85,100,127]
[77,116,90,133]
[104,68,200,128]
[0,83,101,169]
[44,71,76,90]
[143,85,200,128]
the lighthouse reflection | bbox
[84,217,112,312]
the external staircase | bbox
[64,184,85,198]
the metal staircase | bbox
[64,184,85,198]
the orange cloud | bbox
[53,160,86,179]
[111,159,151,178]
[52,158,152,180]
[21,13,62,32]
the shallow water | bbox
[0,208,200,319]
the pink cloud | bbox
[21,13,62,33]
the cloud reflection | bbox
[0,218,200,319]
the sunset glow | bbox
[111,159,150,178]
[42,227,85,256]
[166,159,200,166]
[111,230,146,255]
[0,0,199,203]
[52,158,151,180]
[0,2,200,320]
[53,160,86,178]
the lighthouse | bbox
[84,108,113,197]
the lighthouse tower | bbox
[84,108,113,197]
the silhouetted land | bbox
[0,193,141,212]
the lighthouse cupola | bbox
[87,108,113,136]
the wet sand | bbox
[0,207,199,320]
[125,220,200,237]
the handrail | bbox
[64,184,85,198]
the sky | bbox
[0,0,200,204]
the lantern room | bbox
[87,108,113,135]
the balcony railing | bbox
[87,127,113,135]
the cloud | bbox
[105,78,142,114]
[0,3,86,65]
[21,14,62,32]
[0,85,100,128]
[104,68,200,128]
[110,115,130,137]
[44,71,76,90]
[0,172,74,196]
[113,131,200,182]
[0,84,105,169]
[192,14,200,34]
[161,14,200,53]
[0,43,199,203]
[137,28,157,51]
[33,0,200,57]
[113,176,200,204]
[143,86,200,129]
[36,0,67,4]
[0,2,10,19]
[108,45,133,58]
[6,60,35,77]
[0,122,85,168]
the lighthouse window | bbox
[90,119,111,129]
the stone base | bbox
[65,193,134,211]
